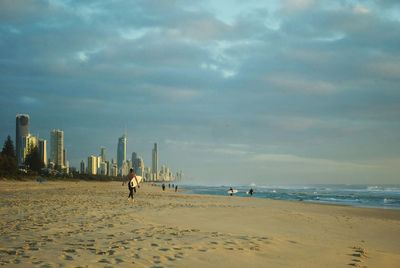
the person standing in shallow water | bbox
[127,168,139,202]
[249,188,254,196]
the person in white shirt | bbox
[127,168,139,202]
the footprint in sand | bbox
[174,252,184,259]
[62,254,74,261]
[114,257,124,264]
[98,258,111,264]
[152,255,162,264]
[347,246,368,267]
[63,248,76,254]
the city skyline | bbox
[5,113,178,180]
[1,1,400,185]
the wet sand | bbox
[0,181,399,267]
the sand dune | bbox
[0,181,399,267]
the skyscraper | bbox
[63,148,67,168]
[132,151,138,170]
[136,156,144,176]
[100,147,106,162]
[117,135,127,170]
[50,129,64,170]
[152,143,158,180]
[22,134,38,162]
[16,114,30,166]
[38,139,47,167]
[80,160,86,174]
[99,162,107,176]
[87,155,97,175]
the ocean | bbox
[181,184,400,209]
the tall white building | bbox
[50,129,64,170]
[16,114,30,166]
[136,156,144,176]
[99,162,107,176]
[110,163,118,177]
[87,155,97,175]
[121,160,130,177]
[63,148,67,168]
[117,135,127,170]
[152,143,158,180]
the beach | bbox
[1,181,399,267]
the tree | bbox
[2,135,16,158]
[25,146,44,173]
[0,135,17,174]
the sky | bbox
[1,0,400,185]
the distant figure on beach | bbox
[162,183,165,191]
[127,168,139,202]
[229,187,233,196]
[175,185,178,192]
[168,183,171,188]
[249,188,254,196]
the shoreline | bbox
[181,184,400,211]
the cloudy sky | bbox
[1,0,400,185]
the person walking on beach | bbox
[249,188,254,196]
[175,185,178,192]
[162,183,165,191]
[127,168,139,202]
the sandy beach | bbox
[0,181,399,267]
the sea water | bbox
[182,184,400,209]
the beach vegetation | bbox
[0,135,17,175]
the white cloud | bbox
[76,51,89,62]
[282,0,315,12]
[142,85,201,102]
[265,75,336,94]
[251,153,376,170]
[353,5,370,15]
[119,27,161,40]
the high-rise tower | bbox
[87,155,97,175]
[50,129,64,170]
[117,135,127,170]
[16,114,30,166]
[38,138,47,167]
[100,147,106,162]
[152,143,158,180]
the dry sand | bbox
[0,181,399,267]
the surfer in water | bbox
[127,168,139,202]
